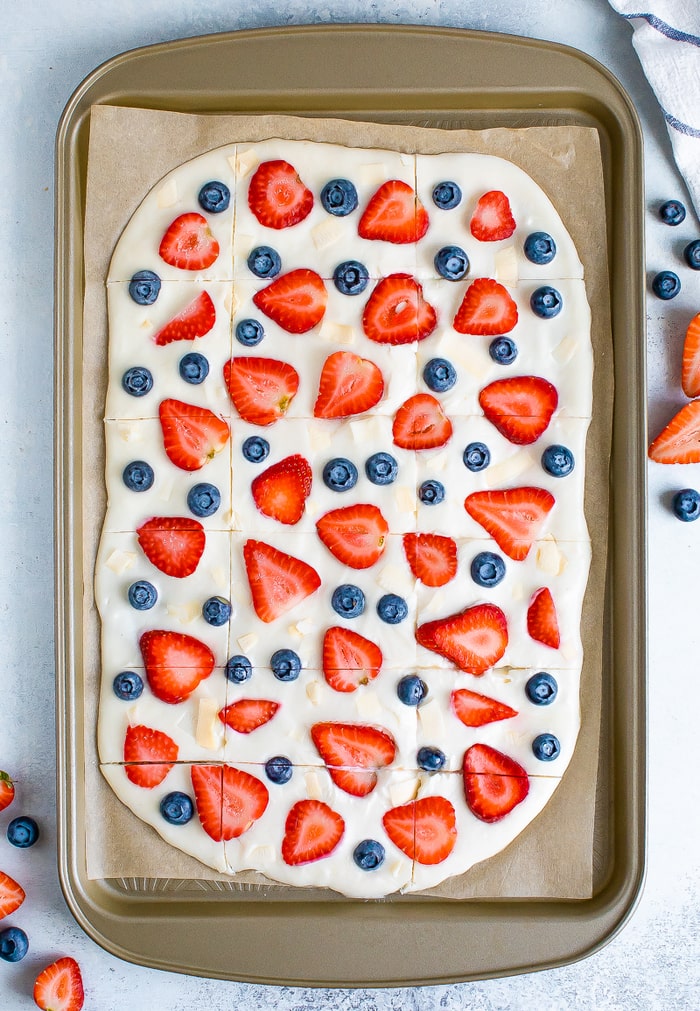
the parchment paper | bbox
[81,105,613,900]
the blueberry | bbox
[122,460,154,492]
[128,269,161,305]
[659,199,686,225]
[542,444,575,478]
[365,452,398,486]
[121,366,153,397]
[333,259,369,295]
[422,357,457,393]
[470,551,506,588]
[530,285,563,318]
[113,671,144,700]
[198,180,230,214]
[377,594,408,624]
[489,336,518,365]
[417,746,446,772]
[202,596,232,626]
[397,674,428,706]
[225,654,253,683]
[434,245,469,281]
[353,839,385,870]
[524,231,556,265]
[652,270,681,300]
[684,239,700,270]
[0,927,29,963]
[247,245,281,279]
[525,672,558,706]
[236,318,265,346]
[532,733,561,762]
[128,580,157,610]
[265,756,293,784]
[187,482,221,517]
[160,791,194,825]
[323,458,358,492]
[418,479,445,505]
[672,488,700,522]
[242,436,270,463]
[7,816,39,848]
[271,649,301,682]
[432,181,462,210]
[331,584,365,618]
[179,352,209,384]
[320,178,358,216]
[463,442,490,472]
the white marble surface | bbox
[2,0,700,1007]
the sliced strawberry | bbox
[321,626,383,693]
[253,269,327,334]
[453,277,518,335]
[464,487,555,561]
[451,688,517,728]
[221,765,269,840]
[191,764,223,841]
[250,453,312,525]
[159,212,219,271]
[402,532,457,587]
[358,180,429,243]
[392,393,452,450]
[383,796,457,865]
[416,602,508,675]
[136,516,206,577]
[316,503,388,569]
[153,290,216,345]
[479,376,558,445]
[527,587,561,649]
[648,399,700,463]
[311,722,396,797]
[469,190,516,241]
[243,539,321,622]
[362,274,437,345]
[463,743,529,823]
[223,356,299,426]
[281,799,345,865]
[0,870,25,919]
[139,630,215,705]
[0,770,14,813]
[123,724,178,788]
[313,351,384,418]
[248,160,313,229]
[218,698,280,734]
[682,313,700,398]
[159,398,230,471]
[33,957,85,1011]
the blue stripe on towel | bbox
[663,109,700,138]
[621,12,700,47]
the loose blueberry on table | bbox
[652,270,681,300]
[0,927,29,963]
[7,816,39,848]
[672,488,700,522]
[659,198,685,225]
[684,240,700,270]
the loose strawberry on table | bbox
[0,770,14,812]
[0,870,25,919]
[33,956,85,1011]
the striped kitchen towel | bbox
[608,1,700,219]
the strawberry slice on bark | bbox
[0,870,25,919]
[218,698,280,734]
[191,764,269,841]
[311,722,396,797]
[0,770,14,813]
[159,212,219,270]
[139,630,215,704]
[469,190,516,241]
[33,957,85,1011]
[682,313,700,398]
[453,277,518,335]
[322,626,383,693]
[316,503,388,569]
[313,351,384,418]
[243,539,321,622]
[463,743,529,823]
[358,180,429,244]
[153,290,216,345]
[416,602,508,675]
[248,159,313,229]
[648,399,700,463]
[251,454,313,525]
[464,487,555,561]
[527,587,561,648]
[136,516,206,577]
[451,688,518,728]
[159,399,230,471]
[479,376,558,445]
[253,269,327,333]
[362,274,437,344]
[223,356,299,426]
[383,796,457,865]
[282,799,345,865]
[392,393,453,450]
[402,532,457,587]
[123,724,178,788]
